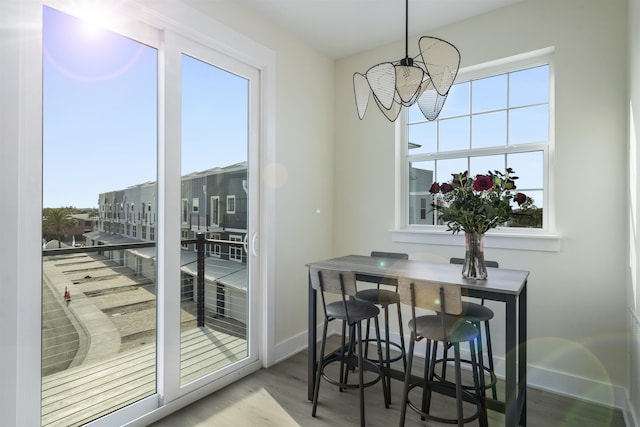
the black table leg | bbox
[505,294,517,426]
[519,282,528,426]
[308,270,316,401]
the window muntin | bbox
[405,61,550,231]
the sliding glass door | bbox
[179,47,255,385]
[42,7,159,425]
[41,4,261,425]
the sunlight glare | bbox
[76,2,117,38]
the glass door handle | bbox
[251,232,258,257]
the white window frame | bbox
[229,234,242,262]
[208,232,221,257]
[192,197,199,213]
[393,48,560,252]
[226,195,236,214]
[181,229,190,249]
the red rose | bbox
[515,192,527,206]
[441,183,454,193]
[473,175,493,191]
[429,182,440,194]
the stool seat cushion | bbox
[461,301,494,322]
[355,288,400,306]
[409,315,478,343]
[326,300,380,322]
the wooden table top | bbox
[306,254,529,296]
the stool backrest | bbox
[397,277,463,316]
[371,251,409,260]
[309,267,357,296]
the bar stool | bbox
[355,251,408,403]
[398,277,486,426]
[436,258,498,400]
[310,268,389,427]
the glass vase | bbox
[462,232,488,280]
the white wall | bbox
[336,0,630,410]
[628,0,640,423]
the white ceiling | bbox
[232,0,524,59]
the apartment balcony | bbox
[42,237,247,426]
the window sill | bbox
[391,228,561,252]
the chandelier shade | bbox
[353,1,460,122]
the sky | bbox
[43,6,248,209]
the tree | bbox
[43,208,78,248]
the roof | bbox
[83,231,248,292]
[180,252,247,291]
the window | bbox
[181,198,189,224]
[208,233,221,257]
[181,230,190,249]
[229,234,242,262]
[192,197,199,213]
[402,51,552,238]
[227,195,236,214]
[210,196,220,226]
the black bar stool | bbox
[310,268,389,427]
[436,258,498,400]
[398,277,487,427]
[355,251,408,404]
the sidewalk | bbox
[42,252,122,370]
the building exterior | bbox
[408,167,434,225]
[85,162,248,323]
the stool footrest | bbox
[432,357,498,390]
[405,381,484,425]
[359,338,405,364]
[319,354,384,389]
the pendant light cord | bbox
[404,0,409,59]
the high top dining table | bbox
[306,254,529,427]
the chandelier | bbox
[353,0,461,122]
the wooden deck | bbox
[42,327,247,427]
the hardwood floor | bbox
[150,342,626,427]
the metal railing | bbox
[43,233,246,329]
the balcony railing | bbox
[41,233,247,426]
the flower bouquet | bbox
[429,168,529,279]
